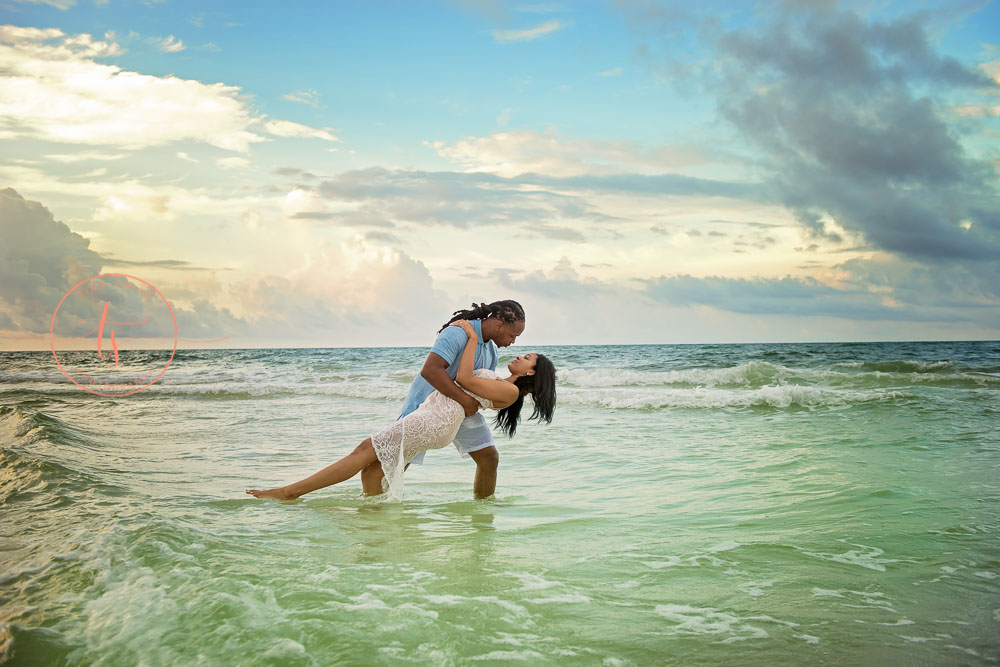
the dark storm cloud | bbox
[0,188,252,340]
[0,187,103,332]
[708,4,1000,261]
[483,256,994,324]
[638,247,1000,324]
[640,273,966,322]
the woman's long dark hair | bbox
[494,354,556,438]
[438,300,525,333]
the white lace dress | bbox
[372,368,500,501]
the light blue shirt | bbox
[399,319,498,464]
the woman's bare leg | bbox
[246,438,378,500]
[360,460,386,496]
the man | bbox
[360,300,526,498]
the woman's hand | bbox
[449,319,477,341]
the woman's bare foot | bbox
[245,486,300,500]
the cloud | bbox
[281,186,327,219]
[0,189,452,347]
[216,156,249,170]
[0,25,264,151]
[313,167,618,232]
[91,184,173,222]
[262,119,340,142]
[98,256,226,271]
[492,20,564,42]
[273,166,317,181]
[42,151,126,163]
[364,231,401,245]
[491,253,998,336]
[701,5,1000,261]
[293,165,773,258]
[282,89,320,107]
[12,0,75,9]
[154,35,185,52]
[641,254,1000,323]
[598,67,623,77]
[0,187,103,333]
[208,237,450,344]
[531,224,586,242]
[948,59,1000,118]
[429,129,707,177]
[539,172,761,198]
[641,273,898,319]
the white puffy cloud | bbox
[91,183,173,222]
[0,189,452,348]
[154,235,452,348]
[262,119,340,142]
[0,25,264,151]
[154,35,186,53]
[280,186,327,219]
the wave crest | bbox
[559,385,907,410]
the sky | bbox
[1,0,999,349]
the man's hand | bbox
[459,393,480,417]
[449,319,477,340]
[420,352,481,418]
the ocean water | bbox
[1,341,998,665]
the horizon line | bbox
[1,337,997,353]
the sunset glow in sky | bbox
[1,0,999,348]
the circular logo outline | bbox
[50,273,178,397]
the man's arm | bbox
[450,321,518,407]
[420,352,481,417]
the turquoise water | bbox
[2,342,999,665]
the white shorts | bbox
[408,412,495,465]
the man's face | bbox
[494,319,525,347]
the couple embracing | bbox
[246,300,556,501]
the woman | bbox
[245,320,556,501]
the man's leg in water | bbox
[469,446,499,499]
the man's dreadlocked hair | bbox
[437,300,525,333]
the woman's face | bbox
[507,352,538,377]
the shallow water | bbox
[2,342,999,665]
